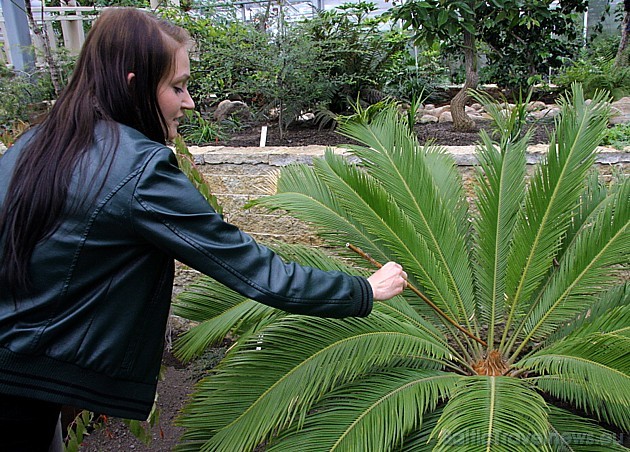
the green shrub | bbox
[299,2,409,113]
[178,110,226,145]
[554,37,630,100]
[161,8,337,132]
[173,83,629,452]
[0,66,55,128]
[601,123,630,150]
[381,45,449,103]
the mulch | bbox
[213,119,555,148]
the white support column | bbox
[60,0,85,54]
[150,0,180,9]
[0,0,35,70]
[0,18,10,65]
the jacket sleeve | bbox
[130,146,373,318]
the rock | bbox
[609,112,630,125]
[213,100,252,122]
[438,111,453,123]
[529,107,560,120]
[298,112,315,121]
[527,101,547,112]
[419,114,439,124]
[609,97,630,124]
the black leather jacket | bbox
[0,123,373,419]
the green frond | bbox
[268,241,359,272]
[469,89,535,149]
[431,376,551,452]
[545,284,630,343]
[502,84,612,348]
[250,162,386,261]
[256,149,468,326]
[339,105,469,231]
[560,171,614,257]
[177,313,451,452]
[510,176,629,354]
[173,276,248,323]
[375,299,450,350]
[520,332,630,431]
[547,405,628,451]
[174,296,278,363]
[472,129,527,347]
[173,276,281,361]
[338,106,476,328]
[396,407,442,451]
[173,243,360,362]
[532,375,630,434]
[319,151,473,326]
[267,369,460,451]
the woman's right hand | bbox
[367,262,407,301]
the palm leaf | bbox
[520,332,630,431]
[337,106,477,338]
[547,405,628,451]
[472,130,528,347]
[431,376,550,452]
[173,242,361,362]
[396,407,442,451]
[501,84,612,350]
[560,171,614,257]
[174,284,278,362]
[251,162,385,259]
[267,369,459,451]
[338,104,468,226]
[255,151,465,327]
[542,285,630,347]
[176,312,451,451]
[510,176,629,355]
[174,135,223,215]
[319,151,471,326]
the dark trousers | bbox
[0,394,61,451]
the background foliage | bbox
[2,2,630,140]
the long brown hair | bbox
[0,8,190,294]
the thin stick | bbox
[346,243,487,347]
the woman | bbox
[0,8,406,449]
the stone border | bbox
[187,144,630,167]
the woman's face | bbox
[157,46,195,141]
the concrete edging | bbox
[187,144,630,167]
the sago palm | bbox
[173,84,629,451]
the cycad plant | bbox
[173,84,629,451]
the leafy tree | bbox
[300,2,409,113]
[616,0,630,67]
[381,44,450,104]
[172,84,629,450]
[161,8,336,134]
[479,0,584,93]
[392,0,587,131]
[158,10,271,109]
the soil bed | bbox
[214,118,555,148]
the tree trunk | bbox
[451,30,478,132]
[24,0,62,96]
[615,0,630,68]
[257,0,273,33]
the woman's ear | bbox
[127,73,136,85]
